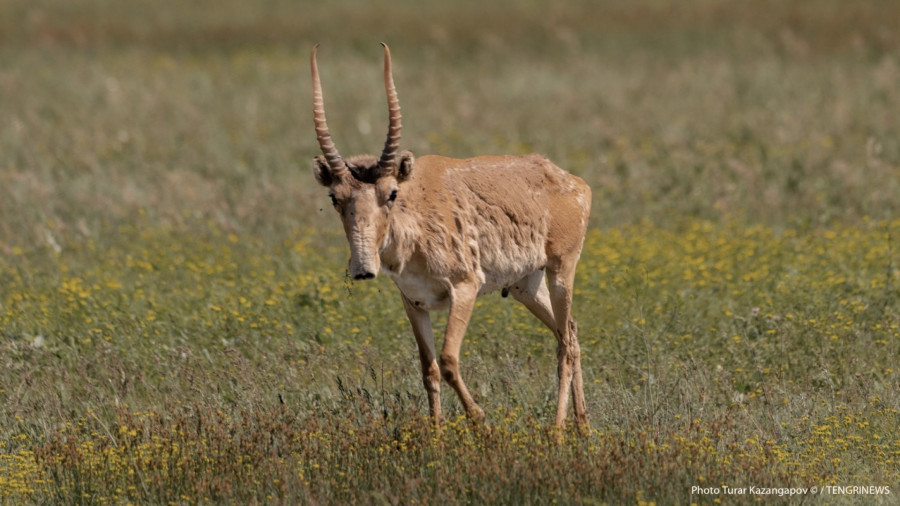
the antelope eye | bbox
[388,189,398,202]
[329,193,339,207]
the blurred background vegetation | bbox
[2,0,899,251]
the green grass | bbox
[2,0,899,503]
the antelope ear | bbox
[313,155,333,187]
[397,150,415,182]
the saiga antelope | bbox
[311,44,591,428]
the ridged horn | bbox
[311,44,348,175]
[378,43,402,169]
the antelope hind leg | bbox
[546,259,588,429]
[508,270,557,330]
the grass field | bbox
[2,0,899,503]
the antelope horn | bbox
[378,42,402,169]
[311,44,348,174]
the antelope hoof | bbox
[467,406,486,424]
[575,418,591,437]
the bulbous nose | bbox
[353,271,376,280]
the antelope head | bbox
[311,43,414,280]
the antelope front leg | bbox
[400,294,442,423]
[439,279,485,422]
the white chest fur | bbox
[384,267,451,311]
